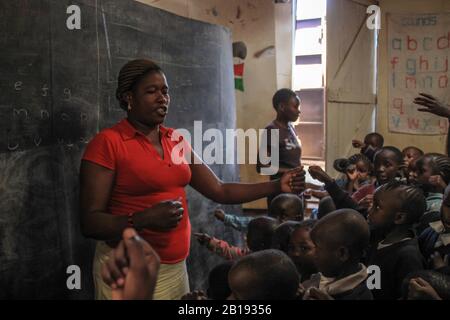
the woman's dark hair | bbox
[115,59,163,111]
[272,88,298,110]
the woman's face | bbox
[280,96,301,122]
[129,71,170,126]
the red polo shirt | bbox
[82,118,192,264]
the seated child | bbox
[269,193,304,222]
[287,219,317,281]
[419,190,450,267]
[302,209,372,300]
[366,181,426,300]
[402,146,424,179]
[412,153,450,234]
[333,153,375,194]
[182,261,234,300]
[352,132,384,162]
[194,216,278,260]
[401,270,450,300]
[227,249,300,300]
[271,220,300,253]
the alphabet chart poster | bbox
[388,13,450,135]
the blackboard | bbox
[0,0,242,299]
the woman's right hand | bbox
[136,198,184,231]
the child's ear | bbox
[394,212,408,225]
[337,246,350,262]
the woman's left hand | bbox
[280,166,306,193]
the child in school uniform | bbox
[301,209,373,300]
[366,181,426,300]
[411,153,450,234]
[194,216,278,260]
[287,219,318,282]
[419,190,450,268]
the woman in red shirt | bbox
[80,59,305,300]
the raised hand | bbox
[414,93,450,118]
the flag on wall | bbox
[234,63,244,91]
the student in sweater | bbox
[194,216,278,260]
[288,219,318,282]
[412,153,450,234]
[366,181,426,300]
[419,191,450,267]
[302,209,373,300]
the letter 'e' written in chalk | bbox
[66,5,81,30]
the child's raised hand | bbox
[352,139,365,149]
[214,209,226,222]
[194,232,212,246]
[308,166,333,184]
[408,277,442,300]
[430,251,449,270]
[181,290,208,300]
[428,175,447,189]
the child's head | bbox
[401,270,450,300]
[363,132,384,150]
[310,209,369,278]
[247,216,278,252]
[228,249,299,300]
[269,193,304,222]
[207,261,233,300]
[368,181,426,232]
[288,220,317,278]
[373,146,403,185]
[402,146,424,169]
[318,196,336,219]
[413,153,450,193]
[334,154,373,180]
[271,221,300,253]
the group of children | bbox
[184,131,450,300]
